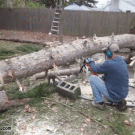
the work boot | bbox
[102,96,110,103]
[91,101,105,110]
[116,99,127,111]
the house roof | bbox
[102,0,135,12]
[64,3,94,11]
[121,0,135,6]
[64,3,103,11]
[128,0,135,5]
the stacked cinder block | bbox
[57,81,81,100]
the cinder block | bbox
[56,81,81,100]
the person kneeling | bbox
[86,44,128,111]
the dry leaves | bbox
[18,123,27,130]
[84,118,91,123]
[30,126,35,131]
[51,106,58,113]
[124,120,131,126]
[81,118,91,132]
[127,108,134,114]
[24,104,36,113]
[81,127,84,132]
[50,103,58,113]
[31,115,36,119]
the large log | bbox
[0,34,135,83]
[0,91,31,111]
[31,67,80,80]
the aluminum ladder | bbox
[50,7,61,34]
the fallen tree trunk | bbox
[0,91,31,111]
[0,37,62,47]
[0,34,135,83]
[31,67,80,84]
[0,37,47,46]
[31,67,80,80]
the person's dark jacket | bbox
[89,56,129,101]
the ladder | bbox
[50,7,61,35]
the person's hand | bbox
[85,58,94,64]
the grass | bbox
[4,82,57,100]
[0,48,15,56]
[69,99,135,135]
[0,81,57,135]
[1,77,135,135]
[108,112,133,135]
[87,106,134,135]
[15,44,41,54]
[1,83,135,135]
[0,41,43,60]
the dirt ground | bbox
[0,30,135,135]
[0,30,78,44]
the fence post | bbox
[59,9,64,44]
[134,18,135,27]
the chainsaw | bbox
[80,59,98,76]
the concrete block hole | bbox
[60,82,66,86]
[65,84,70,88]
[70,86,75,90]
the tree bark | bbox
[0,34,135,83]
[0,91,31,111]
[31,67,80,80]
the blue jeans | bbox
[89,75,119,103]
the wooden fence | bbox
[0,7,135,37]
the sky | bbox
[96,0,109,8]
